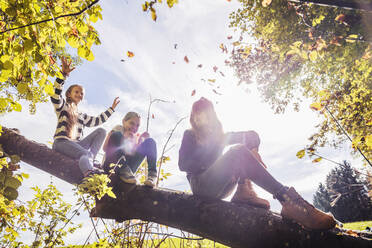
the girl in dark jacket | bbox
[178,97,336,230]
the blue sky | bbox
[2,0,365,244]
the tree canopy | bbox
[228,0,372,162]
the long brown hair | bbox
[190,97,224,145]
[65,84,82,139]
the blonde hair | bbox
[190,97,224,145]
[65,84,83,138]
[123,111,140,122]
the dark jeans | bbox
[103,131,157,175]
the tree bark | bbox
[1,127,371,248]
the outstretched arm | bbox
[50,57,75,111]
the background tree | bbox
[228,0,372,162]
[313,161,372,222]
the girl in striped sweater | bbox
[51,57,120,177]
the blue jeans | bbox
[103,131,157,176]
[52,128,106,175]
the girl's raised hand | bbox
[61,57,75,78]
[111,97,120,110]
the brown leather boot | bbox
[280,187,336,230]
[231,179,270,210]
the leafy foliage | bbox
[313,161,372,222]
[0,183,82,247]
[0,0,103,114]
[229,0,372,161]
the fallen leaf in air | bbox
[184,56,189,63]
[127,51,134,57]
[191,90,196,96]
[208,79,216,83]
[212,89,222,95]
[120,59,125,62]
[213,66,218,72]
[197,64,203,68]
[174,44,178,49]
[227,36,232,39]
[219,71,225,77]
[152,114,155,119]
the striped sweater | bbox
[51,78,114,141]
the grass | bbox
[343,221,372,231]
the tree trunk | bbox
[1,127,371,248]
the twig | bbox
[145,95,173,132]
[156,117,187,187]
[81,195,101,240]
[0,0,100,34]
[324,106,371,167]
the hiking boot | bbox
[231,179,270,210]
[279,187,336,230]
[119,165,137,184]
[144,171,157,188]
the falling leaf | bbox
[208,79,216,83]
[184,56,189,63]
[224,60,230,64]
[197,64,202,68]
[127,51,134,57]
[262,0,272,7]
[120,59,125,62]
[312,157,322,163]
[151,8,157,21]
[174,44,178,49]
[213,66,218,72]
[212,89,222,95]
[219,43,228,53]
[191,89,196,96]
[152,114,155,119]
[219,71,225,77]
[296,149,306,159]
[227,0,231,2]
[310,102,322,111]
[227,35,232,39]
[172,61,175,64]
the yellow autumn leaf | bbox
[312,157,322,163]
[296,149,306,159]
[208,79,216,83]
[309,50,318,61]
[151,9,157,21]
[310,102,322,111]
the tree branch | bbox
[0,0,100,35]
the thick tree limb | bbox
[1,127,371,248]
